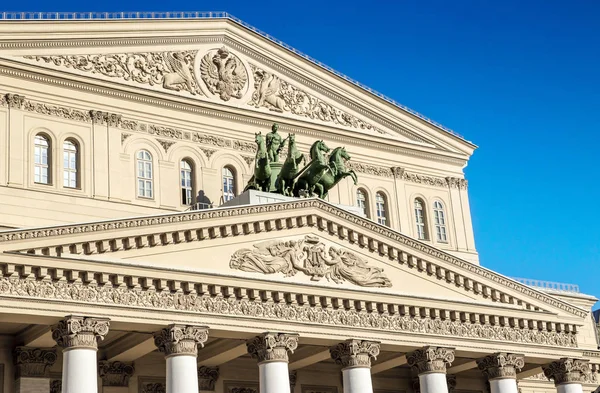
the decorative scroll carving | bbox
[543,358,591,385]
[148,124,183,139]
[5,93,25,109]
[329,339,380,368]
[242,155,255,168]
[157,139,176,152]
[446,375,457,392]
[99,361,135,386]
[407,346,455,374]
[230,235,392,288]
[198,366,219,391]
[0,93,7,106]
[200,147,217,159]
[224,381,258,393]
[523,372,547,381]
[50,380,61,393]
[0,275,578,346]
[447,177,468,190]
[246,333,298,363]
[346,162,393,178]
[477,353,524,380]
[121,133,132,144]
[402,171,448,187]
[154,324,209,356]
[200,47,248,101]
[90,111,122,127]
[21,101,92,122]
[24,51,202,95]
[232,139,257,153]
[14,347,57,378]
[141,382,166,393]
[51,316,110,349]
[192,132,231,147]
[248,65,385,134]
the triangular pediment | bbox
[0,199,586,319]
[0,17,475,156]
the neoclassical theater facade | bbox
[0,12,597,393]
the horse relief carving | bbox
[229,235,392,288]
[24,51,202,95]
[200,46,248,101]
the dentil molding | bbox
[329,339,380,369]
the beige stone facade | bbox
[0,12,596,393]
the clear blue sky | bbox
[5,1,599,299]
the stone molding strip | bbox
[0,199,585,318]
[0,260,579,348]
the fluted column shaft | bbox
[52,316,110,393]
[407,346,455,393]
[154,324,209,393]
[247,332,299,393]
[330,340,380,393]
[543,358,590,393]
[477,353,524,393]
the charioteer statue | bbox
[244,123,357,198]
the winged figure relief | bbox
[162,51,199,94]
[249,69,288,112]
[200,47,248,101]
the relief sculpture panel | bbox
[229,235,392,288]
[200,46,249,101]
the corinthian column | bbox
[247,332,299,393]
[52,315,110,393]
[330,339,380,393]
[477,353,524,393]
[542,358,591,393]
[407,346,455,393]
[154,325,209,393]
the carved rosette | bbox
[52,316,110,350]
[543,358,591,385]
[329,339,380,369]
[153,324,209,357]
[477,353,525,380]
[14,347,57,378]
[246,333,299,364]
[99,360,135,386]
[198,366,219,391]
[407,346,455,375]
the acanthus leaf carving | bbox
[329,339,380,368]
[121,133,132,144]
[198,366,219,391]
[22,101,92,122]
[229,235,392,288]
[99,361,135,387]
[200,147,217,159]
[51,316,110,349]
[347,162,393,178]
[407,346,455,374]
[543,358,591,385]
[248,64,386,135]
[153,324,209,356]
[24,51,202,95]
[157,139,176,152]
[246,333,298,363]
[200,46,248,101]
[242,155,255,168]
[5,93,25,109]
[14,347,57,378]
[141,382,166,393]
[477,352,525,380]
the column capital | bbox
[5,93,25,109]
[14,347,57,378]
[99,360,135,387]
[477,352,525,380]
[246,332,299,364]
[90,110,122,127]
[52,315,110,350]
[329,339,380,369]
[542,358,591,385]
[198,366,219,391]
[153,324,209,357]
[407,346,455,374]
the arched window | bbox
[356,189,370,218]
[414,198,428,240]
[136,150,153,198]
[433,201,448,243]
[376,192,388,226]
[180,159,194,205]
[34,134,51,184]
[222,166,235,202]
[63,139,79,188]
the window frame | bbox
[375,192,388,226]
[433,200,449,243]
[62,139,79,189]
[356,188,370,218]
[180,159,194,206]
[33,134,52,185]
[222,166,236,203]
[136,150,154,199]
[414,197,429,241]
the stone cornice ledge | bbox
[0,199,588,318]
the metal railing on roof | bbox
[0,11,467,142]
[512,277,580,294]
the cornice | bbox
[0,259,579,348]
[0,60,467,166]
[0,199,587,318]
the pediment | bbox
[0,18,474,154]
[0,199,586,319]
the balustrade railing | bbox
[0,11,466,142]
[512,277,580,293]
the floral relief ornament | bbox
[407,346,455,374]
[200,46,248,101]
[329,339,380,368]
[246,333,299,363]
[477,353,525,380]
[153,324,209,356]
[51,316,110,349]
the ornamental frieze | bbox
[0,275,578,347]
[346,162,393,178]
[24,51,203,95]
[248,64,386,135]
[229,235,392,288]
[23,101,92,122]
